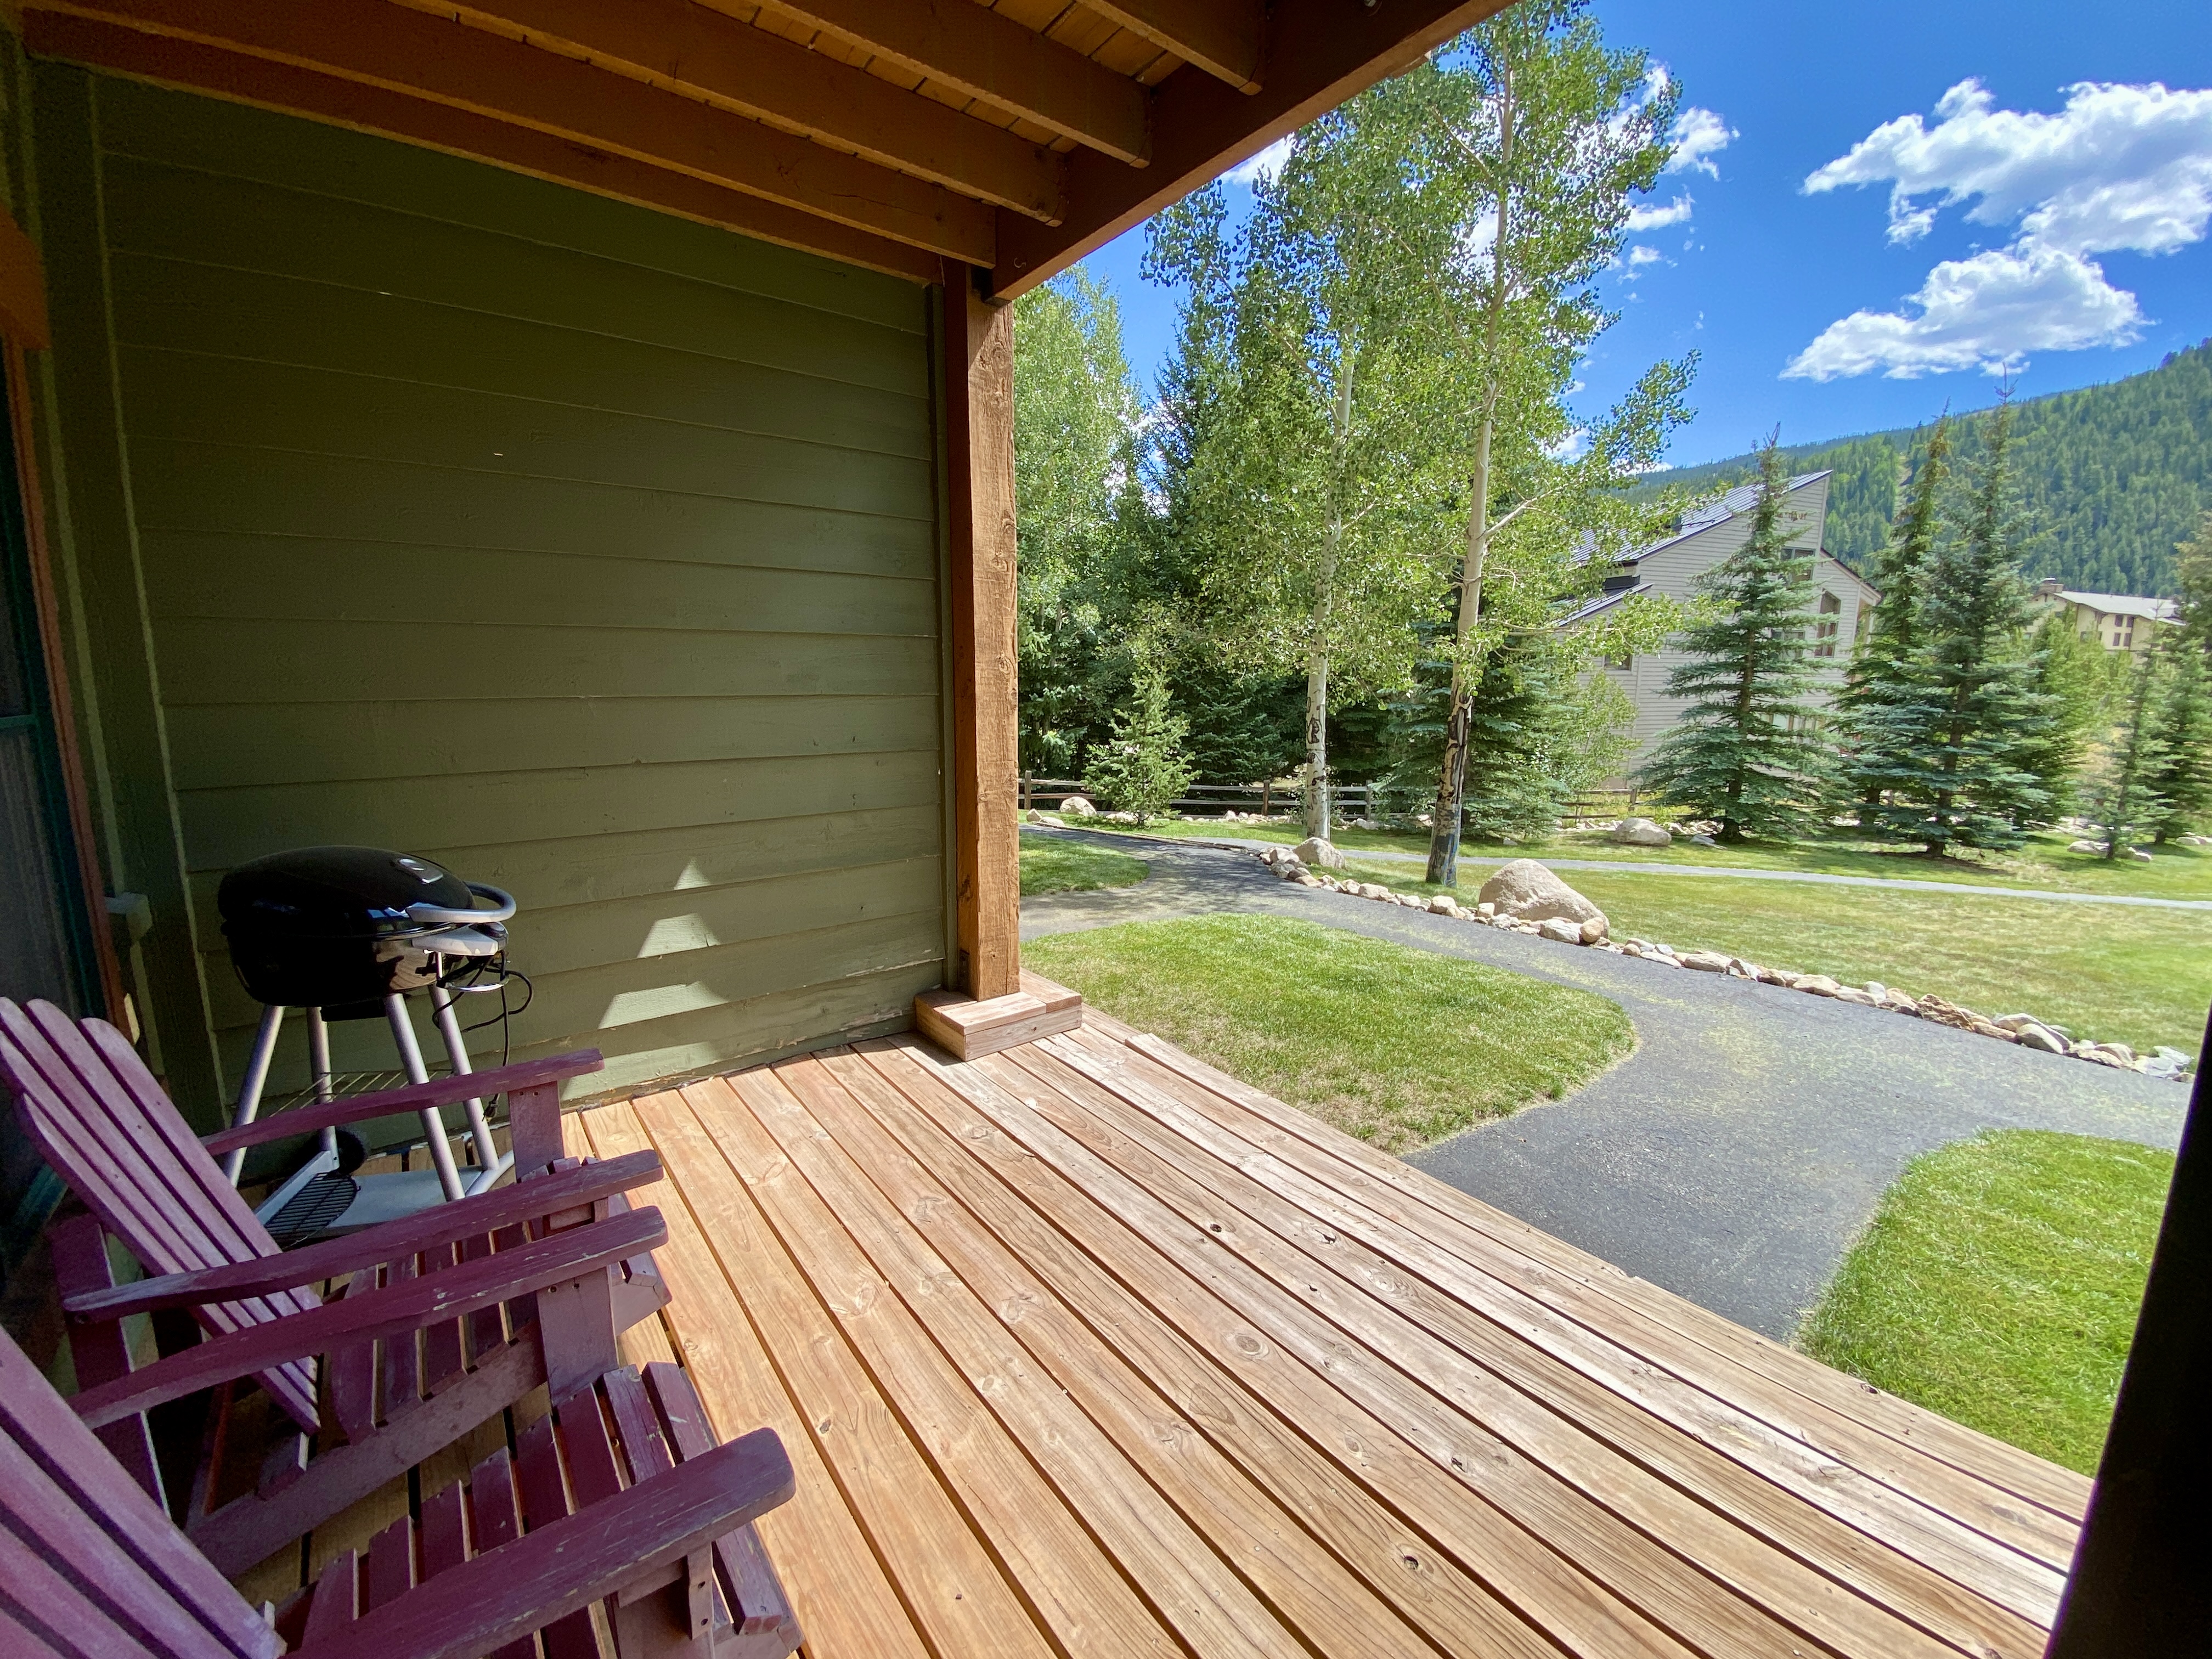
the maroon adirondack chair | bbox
[0,1316,802,1657]
[0,998,672,1578]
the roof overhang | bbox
[20,0,1514,294]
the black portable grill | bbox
[218,845,521,1232]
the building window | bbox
[1812,590,1842,657]
[2120,617,2136,649]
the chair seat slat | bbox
[512,1414,599,1659]
[648,1361,791,1637]
[364,1515,414,1614]
[419,1482,469,1583]
[300,1551,359,1647]
[463,1447,538,1659]
[419,1243,466,1393]
[379,1255,420,1423]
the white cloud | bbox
[1784,243,2143,380]
[1628,244,1664,266]
[1626,193,1694,231]
[1792,77,2212,377]
[1666,107,1736,177]
[1807,78,2212,255]
[1226,134,1294,188]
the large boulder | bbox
[1058,794,1094,816]
[1293,836,1347,870]
[1476,859,1606,933]
[1610,817,1672,848]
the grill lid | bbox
[219,845,476,941]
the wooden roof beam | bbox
[21,11,945,281]
[747,0,1151,167]
[992,0,1513,296]
[1084,0,1263,92]
[407,0,1066,222]
[30,0,995,263]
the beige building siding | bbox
[1597,475,1878,765]
[36,71,947,1122]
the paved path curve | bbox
[1152,832,2212,910]
[1023,827,2189,1339]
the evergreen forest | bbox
[1631,341,2212,598]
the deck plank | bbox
[569,1012,2080,1659]
[1113,1020,2089,1524]
[573,1098,933,1659]
[757,1056,1311,1658]
[986,1042,1886,1659]
[818,1051,1558,1659]
[1079,1029,2079,1596]
[1017,1036,2046,1659]
[686,1070,1183,1659]
[860,1039,1699,1659]
[803,1047,1443,1658]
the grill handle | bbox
[405,880,517,927]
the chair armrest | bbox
[68,1205,667,1429]
[63,1149,663,1321]
[200,1049,605,1155]
[297,1427,795,1659]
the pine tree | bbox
[2011,610,2113,825]
[2148,639,2212,841]
[1880,396,2052,853]
[2086,650,2169,858]
[1082,657,1197,823]
[1832,417,1950,823]
[1635,439,1831,842]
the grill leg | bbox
[383,993,466,1201]
[223,1004,286,1184]
[429,983,505,1186]
[306,1006,337,1155]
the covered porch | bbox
[0,1,2197,1652]
[550,1012,2071,1659]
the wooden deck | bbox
[573,1011,2087,1659]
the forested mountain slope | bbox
[1630,341,2211,595]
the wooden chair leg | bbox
[48,1212,166,1509]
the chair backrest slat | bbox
[0,1327,275,1659]
[0,1000,319,1428]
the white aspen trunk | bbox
[1303,331,1359,840]
[1426,51,1514,887]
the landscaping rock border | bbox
[1252,842,2191,1081]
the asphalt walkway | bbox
[1022,827,2190,1338]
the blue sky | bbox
[1079,0,2212,467]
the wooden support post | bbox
[939,269,1020,1000]
[2047,1006,2212,1652]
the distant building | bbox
[2034,580,2178,654]
[1567,470,1881,769]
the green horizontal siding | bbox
[59,74,945,1118]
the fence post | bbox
[1022,772,1031,812]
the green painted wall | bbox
[33,70,949,1122]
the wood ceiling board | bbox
[752,0,1151,165]
[408,0,1068,221]
[22,11,944,282]
[33,0,995,262]
[1079,0,1260,89]
[992,0,1514,295]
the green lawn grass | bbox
[1336,856,2212,1058]
[1798,1131,2174,1474]
[1019,839,1148,896]
[1074,815,2212,899]
[1024,914,1634,1152]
